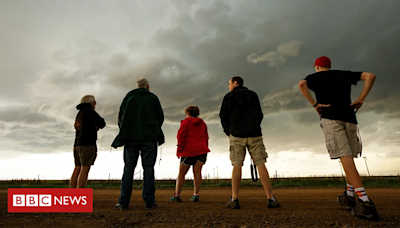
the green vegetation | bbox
[1,176,399,189]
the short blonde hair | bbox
[137,78,149,88]
[80,95,95,104]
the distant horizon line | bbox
[2,174,400,182]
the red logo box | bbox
[8,188,93,213]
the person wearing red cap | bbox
[298,56,378,221]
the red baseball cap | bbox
[312,56,331,68]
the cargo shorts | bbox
[74,146,97,166]
[320,118,361,159]
[229,135,268,165]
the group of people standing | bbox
[70,56,379,221]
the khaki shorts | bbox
[320,118,361,159]
[74,146,97,166]
[229,135,268,165]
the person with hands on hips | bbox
[299,56,378,221]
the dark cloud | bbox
[109,53,129,68]
[2,127,72,153]
[293,111,321,126]
[0,106,55,124]
[0,0,399,160]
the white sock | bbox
[346,184,355,197]
[355,187,370,202]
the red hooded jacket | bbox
[177,117,210,158]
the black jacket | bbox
[219,86,263,137]
[111,88,165,148]
[74,103,106,146]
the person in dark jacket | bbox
[220,76,280,209]
[70,95,106,188]
[170,106,210,202]
[113,78,164,211]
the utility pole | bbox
[363,157,371,176]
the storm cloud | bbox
[0,0,399,165]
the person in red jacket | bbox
[170,106,210,202]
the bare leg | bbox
[175,163,190,195]
[70,166,81,188]
[340,156,363,188]
[345,177,351,185]
[232,164,242,199]
[77,166,91,188]
[193,161,204,194]
[257,164,273,199]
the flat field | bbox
[1,187,400,227]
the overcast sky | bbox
[1,0,399,180]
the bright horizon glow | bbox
[1,145,399,180]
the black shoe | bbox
[115,203,128,211]
[226,197,240,209]
[145,201,157,210]
[351,199,379,221]
[170,195,182,202]
[337,190,356,210]
[190,195,199,202]
[267,197,281,208]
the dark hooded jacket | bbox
[74,103,106,146]
[219,86,263,137]
[177,117,210,158]
[111,88,164,148]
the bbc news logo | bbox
[8,188,93,213]
[13,194,87,207]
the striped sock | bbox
[355,187,370,202]
[346,184,355,197]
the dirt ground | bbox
[1,187,399,227]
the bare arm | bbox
[299,80,316,106]
[350,72,376,110]
[298,80,330,116]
